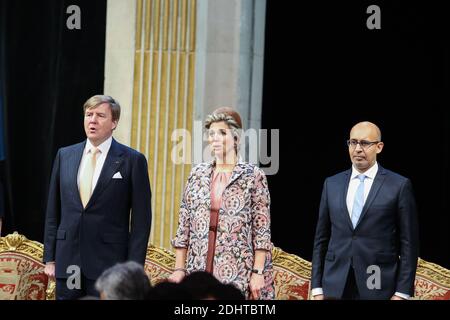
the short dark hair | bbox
[95,261,151,300]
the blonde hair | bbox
[83,95,121,122]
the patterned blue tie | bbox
[351,174,366,228]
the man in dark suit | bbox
[43,95,152,299]
[311,121,419,300]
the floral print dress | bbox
[172,160,275,299]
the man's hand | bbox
[44,262,56,279]
[391,295,405,300]
[249,273,265,300]
[313,294,325,300]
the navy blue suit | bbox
[43,138,152,281]
[312,165,419,299]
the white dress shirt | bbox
[77,137,112,193]
[346,162,378,217]
[312,162,410,299]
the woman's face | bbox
[207,121,236,161]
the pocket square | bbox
[112,172,123,179]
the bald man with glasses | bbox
[311,121,419,300]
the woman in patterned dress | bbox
[168,107,274,300]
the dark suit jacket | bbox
[312,165,419,299]
[43,138,152,279]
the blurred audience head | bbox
[147,281,191,300]
[95,261,151,300]
[180,271,244,300]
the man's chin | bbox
[86,135,101,146]
[353,162,369,171]
[86,134,98,141]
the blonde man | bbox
[43,95,152,299]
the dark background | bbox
[0,0,105,240]
[262,1,450,268]
[0,0,449,270]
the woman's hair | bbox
[83,95,121,122]
[204,107,242,130]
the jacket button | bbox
[352,235,356,240]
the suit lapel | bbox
[354,166,387,229]
[340,169,354,231]
[85,138,124,210]
[69,142,86,208]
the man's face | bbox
[348,125,383,172]
[84,103,117,146]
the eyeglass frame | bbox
[346,139,380,149]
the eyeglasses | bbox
[346,139,379,149]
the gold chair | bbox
[413,258,450,299]
[144,244,175,287]
[272,247,311,299]
[0,232,55,300]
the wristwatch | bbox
[252,268,264,275]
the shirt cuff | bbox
[394,292,410,300]
[311,288,324,296]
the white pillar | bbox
[104,0,136,146]
[194,0,266,131]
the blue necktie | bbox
[351,174,366,228]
